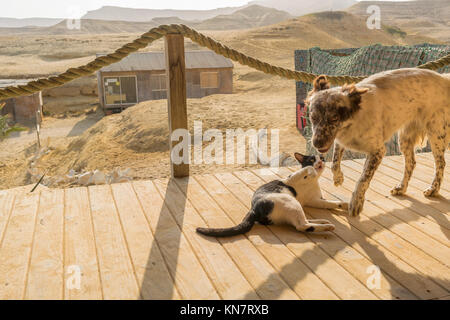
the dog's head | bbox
[306,75,368,153]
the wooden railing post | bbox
[165,33,189,178]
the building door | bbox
[120,77,138,104]
[104,76,138,106]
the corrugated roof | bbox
[98,51,233,72]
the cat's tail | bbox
[196,210,256,237]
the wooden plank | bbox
[382,156,450,193]
[25,189,64,300]
[195,175,338,300]
[304,166,450,293]
[415,153,450,174]
[253,168,417,300]
[285,166,449,299]
[321,165,450,267]
[328,163,450,263]
[359,157,450,212]
[111,183,181,300]
[0,191,15,249]
[221,170,378,300]
[348,159,450,233]
[153,178,259,300]
[348,159,450,250]
[88,185,139,300]
[64,187,102,300]
[0,193,39,299]
[165,33,189,178]
[173,177,299,300]
[360,158,450,223]
[195,174,339,300]
[133,180,219,299]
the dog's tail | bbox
[196,210,256,237]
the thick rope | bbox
[0,24,448,99]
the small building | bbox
[96,50,234,112]
[0,79,43,125]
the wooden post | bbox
[165,33,189,178]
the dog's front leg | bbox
[349,148,385,216]
[331,142,345,186]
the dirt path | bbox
[0,113,101,159]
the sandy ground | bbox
[0,12,444,189]
[0,64,306,190]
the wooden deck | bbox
[0,153,449,300]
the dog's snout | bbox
[312,136,326,149]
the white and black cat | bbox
[197,153,348,237]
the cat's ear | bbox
[294,153,304,163]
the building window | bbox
[200,72,219,89]
[104,76,137,105]
[150,74,167,100]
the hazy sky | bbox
[3,0,409,19]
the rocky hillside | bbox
[250,0,356,16]
[0,5,293,34]
[348,0,450,42]
[81,5,242,22]
[219,11,442,67]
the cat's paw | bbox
[338,202,349,211]
[349,199,364,217]
[333,171,344,187]
[423,186,439,197]
[390,184,406,196]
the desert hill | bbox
[82,5,243,22]
[219,11,441,67]
[192,5,292,30]
[348,0,450,42]
[0,17,62,28]
[0,11,441,79]
[250,0,356,16]
[0,5,292,35]
[81,1,357,22]
[0,9,446,189]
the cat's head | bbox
[287,166,320,185]
[294,152,325,174]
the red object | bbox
[296,103,308,131]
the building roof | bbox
[98,51,233,72]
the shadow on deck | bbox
[0,153,448,300]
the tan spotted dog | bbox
[306,68,450,216]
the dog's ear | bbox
[313,75,330,92]
[342,84,369,98]
[340,84,368,119]
[294,152,304,163]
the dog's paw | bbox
[349,199,364,217]
[338,202,349,211]
[423,187,440,197]
[390,184,406,196]
[333,171,344,187]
